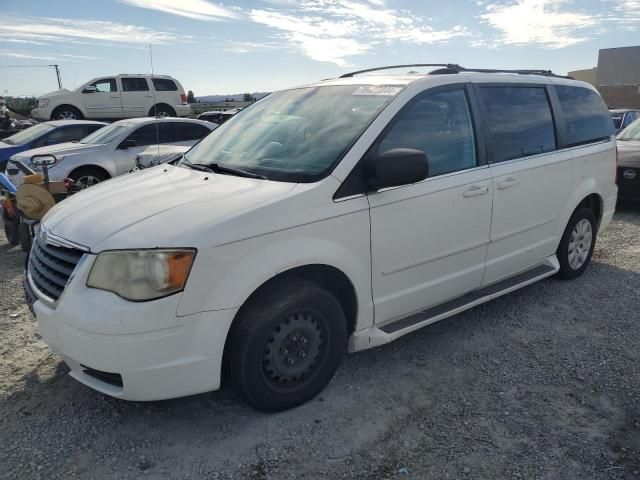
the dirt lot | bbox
[1,206,639,480]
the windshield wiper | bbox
[209,163,266,180]
[180,156,214,173]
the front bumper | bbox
[30,107,50,121]
[28,254,237,401]
[617,167,640,202]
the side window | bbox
[152,78,178,91]
[377,89,477,177]
[556,85,614,146]
[122,78,150,92]
[124,124,160,147]
[157,123,176,144]
[45,126,87,144]
[479,86,556,163]
[174,122,212,141]
[89,78,117,93]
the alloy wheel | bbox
[568,219,593,270]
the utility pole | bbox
[50,64,62,89]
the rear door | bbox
[476,83,572,284]
[121,77,153,118]
[82,78,122,118]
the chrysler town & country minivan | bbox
[25,65,617,411]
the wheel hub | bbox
[568,219,593,270]
[262,312,323,384]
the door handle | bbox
[497,177,519,190]
[110,95,120,98]
[145,94,153,97]
[463,185,489,197]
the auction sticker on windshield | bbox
[352,86,402,96]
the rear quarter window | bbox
[153,78,178,91]
[556,85,614,146]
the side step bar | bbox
[349,257,559,352]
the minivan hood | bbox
[42,165,296,251]
[39,88,71,99]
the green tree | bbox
[243,93,254,102]
[186,90,196,103]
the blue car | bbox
[0,120,106,171]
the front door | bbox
[368,86,493,325]
[475,84,572,284]
[82,78,122,118]
[121,77,154,118]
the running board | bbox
[348,256,559,352]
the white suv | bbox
[26,66,617,412]
[31,74,191,121]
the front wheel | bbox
[51,106,83,121]
[68,167,109,190]
[228,279,347,412]
[557,207,597,279]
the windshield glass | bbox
[4,123,54,145]
[183,85,400,182]
[611,114,623,129]
[619,119,640,141]
[80,123,129,145]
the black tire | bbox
[557,207,597,280]
[4,218,20,245]
[149,104,176,118]
[68,166,109,190]
[51,105,83,121]
[228,278,347,412]
[18,222,32,252]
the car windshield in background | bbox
[3,123,54,145]
[611,114,623,129]
[183,85,401,182]
[618,119,640,141]
[79,124,129,145]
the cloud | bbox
[479,0,597,48]
[0,50,100,61]
[249,1,468,66]
[118,0,240,21]
[0,15,189,47]
[222,40,281,54]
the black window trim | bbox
[552,84,613,148]
[334,83,486,200]
[121,77,150,92]
[471,82,560,164]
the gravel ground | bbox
[1,205,639,480]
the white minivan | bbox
[26,66,617,412]
[31,74,191,121]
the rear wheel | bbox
[3,218,19,245]
[557,207,597,279]
[149,104,176,118]
[228,278,347,412]
[51,105,83,120]
[68,167,109,190]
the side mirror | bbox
[366,148,429,191]
[83,85,98,94]
[118,139,136,150]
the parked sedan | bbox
[610,109,640,134]
[617,118,640,201]
[6,117,215,188]
[0,120,106,171]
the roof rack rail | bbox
[339,64,461,78]
[436,67,573,79]
[338,64,573,80]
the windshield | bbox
[80,123,129,145]
[3,123,54,145]
[619,119,640,141]
[611,114,623,129]
[183,85,400,182]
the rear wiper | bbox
[209,163,266,180]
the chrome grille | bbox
[28,233,84,302]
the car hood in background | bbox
[10,142,100,162]
[617,140,640,168]
[39,88,72,99]
[41,165,296,251]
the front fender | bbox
[176,208,374,330]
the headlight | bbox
[87,249,196,301]
[38,98,49,108]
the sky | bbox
[0,0,638,97]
